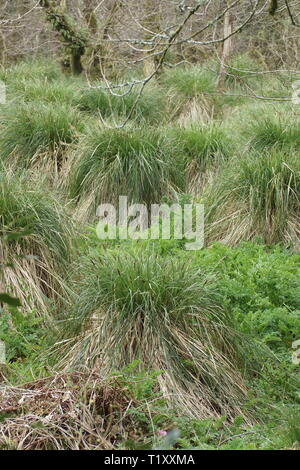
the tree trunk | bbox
[217,7,233,89]
[71,48,84,75]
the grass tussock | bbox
[0,59,63,85]
[160,66,218,123]
[0,102,84,170]
[205,149,300,245]
[59,247,257,420]
[224,54,263,87]
[67,126,182,221]
[170,124,232,194]
[10,77,79,105]
[160,65,216,98]
[75,82,167,124]
[0,171,73,315]
[246,107,300,151]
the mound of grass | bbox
[170,124,232,193]
[224,54,263,87]
[0,59,63,85]
[0,102,84,168]
[246,107,300,151]
[68,125,182,220]
[0,170,73,315]
[160,65,216,98]
[59,245,260,420]
[75,82,167,124]
[204,149,300,245]
[9,77,80,105]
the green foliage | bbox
[192,242,300,351]
[68,125,182,216]
[0,171,72,262]
[160,65,216,98]
[0,293,21,308]
[0,59,63,84]
[75,82,167,124]
[113,360,163,401]
[0,101,84,166]
[45,8,88,50]
[0,309,43,362]
[171,123,232,172]
[109,361,300,450]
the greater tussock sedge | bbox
[170,124,232,194]
[247,110,300,151]
[228,103,300,152]
[0,59,63,85]
[204,149,300,245]
[10,77,80,105]
[75,82,167,124]
[67,125,183,221]
[0,170,74,315]
[0,101,84,169]
[224,54,263,87]
[58,246,256,420]
[160,65,216,98]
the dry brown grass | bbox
[0,170,74,316]
[0,371,145,450]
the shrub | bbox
[191,242,300,354]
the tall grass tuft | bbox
[0,59,63,85]
[75,82,167,124]
[0,102,84,169]
[9,77,80,105]
[160,65,216,98]
[204,149,300,245]
[59,246,255,420]
[224,54,263,87]
[0,170,74,315]
[67,125,182,220]
[246,108,300,151]
[170,124,232,194]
